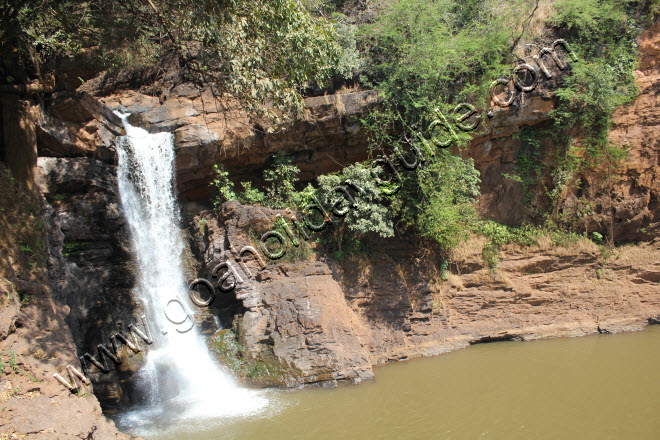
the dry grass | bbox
[448,233,487,263]
[526,233,599,256]
[491,0,559,58]
[333,94,346,116]
[445,273,464,291]
[336,84,363,95]
[525,0,558,42]
[612,242,660,267]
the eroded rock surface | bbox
[0,162,138,439]
[469,18,660,240]
[188,202,660,386]
[96,86,379,201]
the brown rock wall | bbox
[187,202,660,386]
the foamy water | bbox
[114,113,268,433]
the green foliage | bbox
[410,151,481,250]
[263,151,301,208]
[332,14,362,78]
[8,350,19,374]
[62,240,93,257]
[267,219,314,263]
[549,0,639,150]
[211,152,302,209]
[592,231,604,244]
[542,2,638,234]
[550,229,585,247]
[238,182,266,205]
[361,0,538,124]
[2,0,341,120]
[649,0,660,21]
[1,1,87,75]
[477,220,542,247]
[293,183,318,209]
[211,164,237,206]
[211,329,288,383]
[482,242,499,271]
[178,0,342,118]
[504,128,544,206]
[317,161,394,239]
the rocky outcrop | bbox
[0,294,137,439]
[187,202,373,385]
[36,91,123,163]
[340,235,660,365]
[32,91,145,413]
[0,162,137,439]
[468,18,660,240]
[600,17,660,241]
[187,202,660,385]
[36,156,145,413]
[96,86,379,201]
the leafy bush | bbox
[477,220,542,247]
[264,151,301,208]
[211,164,237,206]
[316,161,394,250]
[211,152,301,209]
[238,182,266,205]
[416,153,481,249]
[390,150,481,250]
[332,14,362,79]
[360,0,538,124]
[482,241,499,271]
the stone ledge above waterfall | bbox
[98,85,380,202]
[36,91,124,163]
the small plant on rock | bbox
[211,164,237,207]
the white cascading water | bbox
[114,113,267,430]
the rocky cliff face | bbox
[187,202,374,385]
[186,202,660,386]
[92,84,378,201]
[604,18,660,241]
[469,19,660,241]
[1,15,658,438]
[0,162,136,439]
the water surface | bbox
[125,326,660,440]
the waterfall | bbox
[114,113,266,429]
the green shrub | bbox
[211,164,237,206]
[413,151,481,250]
[482,242,499,271]
[332,14,362,79]
[238,182,266,205]
[317,161,394,240]
[264,151,301,208]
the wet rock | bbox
[36,156,145,413]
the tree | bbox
[1,0,342,120]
